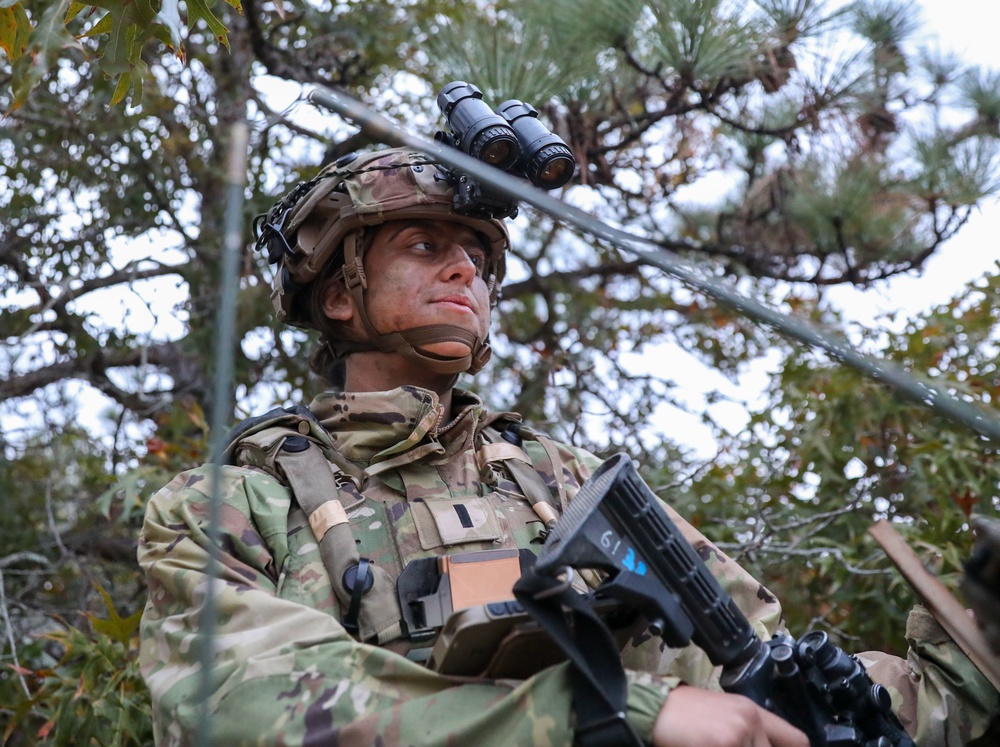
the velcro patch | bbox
[412,496,501,549]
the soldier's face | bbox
[346,219,493,359]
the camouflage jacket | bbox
[138,386,998,746]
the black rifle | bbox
[514,454,916,747]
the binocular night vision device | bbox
[435,81,576,218]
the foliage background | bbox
[1,0,999,743]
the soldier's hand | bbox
[652,686,809,747]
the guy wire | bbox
[197,121,251,747]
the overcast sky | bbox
[825,0,1000,324]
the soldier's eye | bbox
[467,249,486,271]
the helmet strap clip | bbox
[342,256,367,291]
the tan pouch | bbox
[428,597,641,678]
[442,549,520,610]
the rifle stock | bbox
[527,454,915,747]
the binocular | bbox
[435,81,576,218]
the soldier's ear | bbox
[321,276,355,322]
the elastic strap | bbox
[308,499,348,540]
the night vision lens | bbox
[438,81,520,171]
[532,146,576,189]
[495,100,576,190]
[473,128,519,166]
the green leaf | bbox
[85,0,155,72]
[79,10,113,38]
[110,65,133,105]
[186,0,231,51]
[88,584,143,645]
[0,1,31,62]
[64,1,89,23]
[8,0,80,111]
[2,690,45,745]
[77,0,180,105]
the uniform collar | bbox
[309,386,487,467]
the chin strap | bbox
[325,328,493,375]
[381,326,494,374]
[332,231,494,375]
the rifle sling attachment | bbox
[513,569,643,747]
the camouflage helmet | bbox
[254,148,510,375]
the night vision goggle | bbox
[252,81,577,263]
[435,81,577,220]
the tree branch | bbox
[501,259,646,300]
[0,341,206,415]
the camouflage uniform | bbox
[138,385,999,746]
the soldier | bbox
[138,149,998,746]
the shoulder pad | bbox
[220,405,332,465]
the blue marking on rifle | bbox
[623,548,647,575]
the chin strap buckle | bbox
[342,256,367,291]
[468,339,493,374]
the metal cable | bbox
[196,122,250,747]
